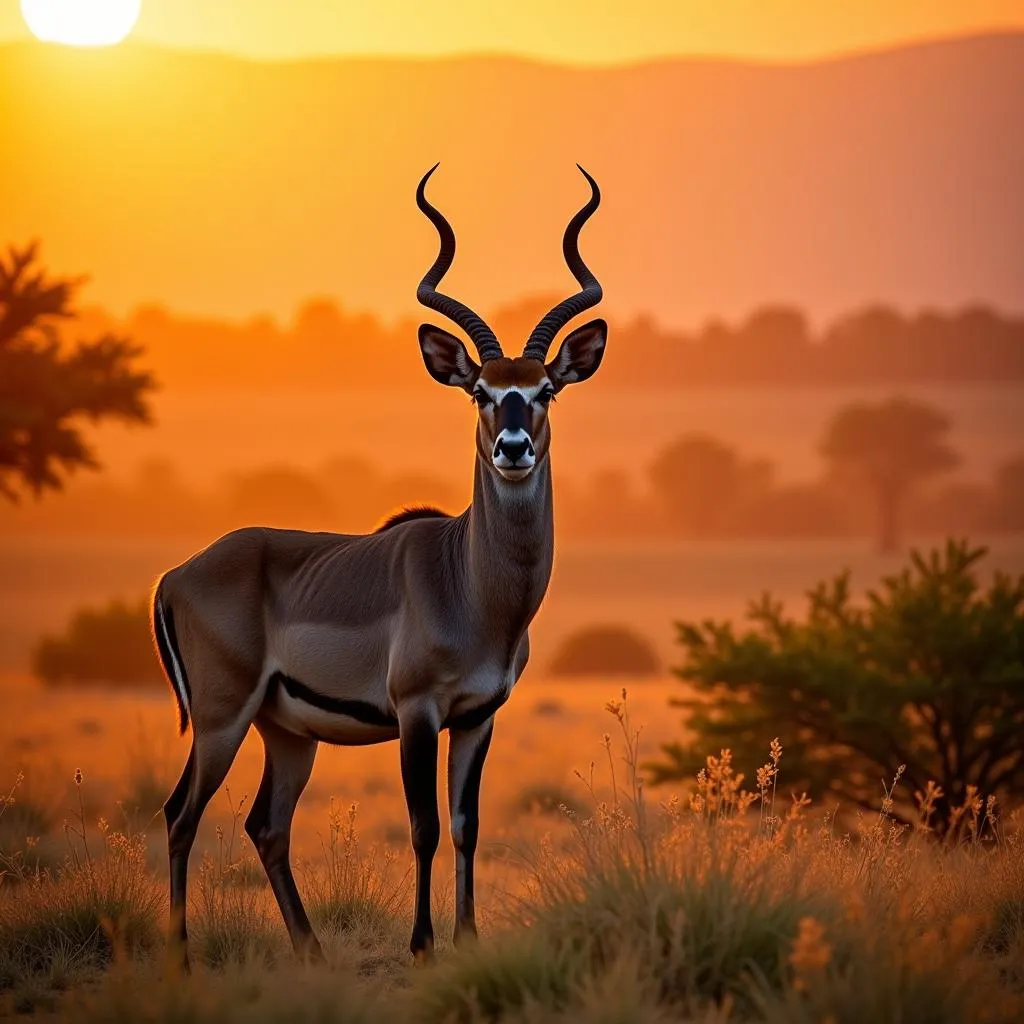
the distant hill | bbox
[2,34,1023,328]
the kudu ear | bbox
[545,319,607,392]
[418,324,481,392]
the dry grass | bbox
[299,799,412,946]
[1,693,1022,1022]
[0,770,162,999]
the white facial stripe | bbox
[475,381,552,405]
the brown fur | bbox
[477,357,549,388]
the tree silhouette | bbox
[0,243,155,500]
[648,434,775,536]
[649,434,742,535]
[821,397,959,552]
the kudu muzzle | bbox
[491,392,537,476]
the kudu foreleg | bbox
[399,708,440,961]
[447,719,494,944]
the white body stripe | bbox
[157,596,191,717]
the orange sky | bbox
[3,1,1024,62]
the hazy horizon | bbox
[8,25,1024,67]
[4,1,1024,64]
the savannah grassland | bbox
[1,678,1023,1024]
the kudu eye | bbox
[472,389,493,409]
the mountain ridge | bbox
[3,32,1022,326]
[4,27,1021,69]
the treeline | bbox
[561,441,1024,544]
[566,397,1024,550]
[75,298,1024,393]
[614,305,1024,387]
[0,456,461,540]
[4,405,1023,547]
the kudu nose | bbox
[494,437,532,465]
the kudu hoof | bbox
[412,941,435,967]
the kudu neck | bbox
[465,453,554,625]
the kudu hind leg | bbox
[246,719,323,962]
[164,725,248,968]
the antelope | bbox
[152,164,607,965]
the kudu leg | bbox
[164,725,248,969]
[246,718,323,962]
[399,711,440,961]
[447,719,494,945]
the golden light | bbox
[20,0,142,47]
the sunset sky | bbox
[4,2,1023,327]
[4,0,1024,62]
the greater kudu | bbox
[152,164,607,964]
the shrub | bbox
[32,598,161,688]
[549,625,660,677]
[649,540,1024,835]
[513,783,584,819]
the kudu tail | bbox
[152,578,192,735]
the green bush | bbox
[32,597,161,688]
[649,540,1024,835]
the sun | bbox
[21,0,142,47]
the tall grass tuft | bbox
[301,799,411,947]
[190,790,283,968]
[0,769,161,988]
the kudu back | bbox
[153,164,608,965]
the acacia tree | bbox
[821,397,958,552]
[648,541,1024,836]
[0,243,154,499]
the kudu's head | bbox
[416,165,606,483]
